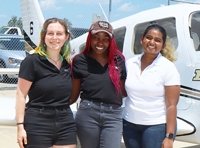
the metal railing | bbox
[0,68,19,74]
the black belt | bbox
[28,105,69,110]
[83,99,121,108]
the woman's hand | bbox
[17,125,27,148]
[162,137,173,148]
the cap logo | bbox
[98,22,109,29]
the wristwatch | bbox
[166,133,174,139]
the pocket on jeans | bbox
[153,125,166,142]
[78,100,91,110]
[109,106,122,114]
[24,108,41,124]
[62,108,73,115]
[155,131,165,142]
[25,108,40,116]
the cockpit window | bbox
[114,27,126,52]
[133,17,177,54]
[190,11,200,51]
[7,29,18,35]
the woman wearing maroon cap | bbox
[70,21,127,148]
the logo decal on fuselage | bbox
[193,69,200,81]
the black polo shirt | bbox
[72,53,126,105]
[19,53,72,107]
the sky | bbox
[1,0,200,29]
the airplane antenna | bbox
[169,0,200,4]
[99,3,109,22]
[109,0,112,22]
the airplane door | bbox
[176,9,200,129]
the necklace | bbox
[49,58,61,65]
[45,54,63,65]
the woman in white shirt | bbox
[122,24,180,148]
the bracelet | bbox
[17,122,24,125]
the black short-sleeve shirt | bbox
[72,53,126,105]
[19,54,72,107]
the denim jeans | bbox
[75,99,122,148]
[123,119,176,148]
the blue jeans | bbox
[123,119,176,148]
[75,99,122,148]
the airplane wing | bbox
[0,97,16,125]
[176,117,196,136]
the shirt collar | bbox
[39,54,47,61]
[133,52,162,66]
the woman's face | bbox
[90,32,110,56]
[141,29,166,56]
[45,22,68,52]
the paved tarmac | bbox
[0,125,199,148]
[0,88,200,148]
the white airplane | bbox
[67,3,200,145]
[1,0,199,145]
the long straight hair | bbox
[71,32,125,101]
[35,17,71,63]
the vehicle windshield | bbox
[0,28,9,34]
[0,38,25,51]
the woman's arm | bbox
[162,85,180,148]
[69,78,81,105]
[16,78,32,148]
[120,79,127,97]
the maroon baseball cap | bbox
[89,21,114,38]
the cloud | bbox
[39,0,62,11]
[77,15,84,18]
[117,3,137,12]
[113,14,120,18]
[0,15,7,18]
[62,0,122,5]
[145,0,164,1]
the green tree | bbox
[7,16,18,27]
[0,26,7,29]
[63,18,72,29]
[7,16,23,34]
[16,17,23,34]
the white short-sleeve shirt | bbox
[122,53,180,125]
